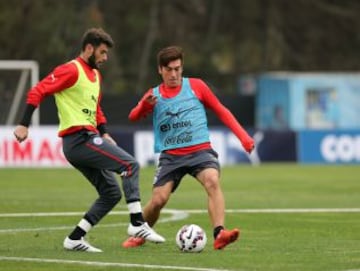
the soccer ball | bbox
[175,224,207,252]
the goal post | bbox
[0,60,40,126]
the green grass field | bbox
[0,164,359,271]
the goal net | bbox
[0,60,39,126]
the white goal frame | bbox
[0,60,40,126]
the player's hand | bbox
[243,137,255,154]
[14,125,29,143]
[102,133,117,145]
[144,94,157,105]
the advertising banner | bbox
[0,126,69,167]
[298,130,360,164]
[133,129,296,167]
[1,126,297,167]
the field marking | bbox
[0,209,358,271]
[0,223,128,233]
[0,209,188,218]
[1,207,360,218]
[0,208,358,234]
[0,210,231,271]
[185,208,360,214]
[0,209,188,234]
[0,256,234,271]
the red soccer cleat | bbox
[122,236,146,248]
[213,228,240,250]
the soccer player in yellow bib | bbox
[13,28,164,252]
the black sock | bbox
[214,226,224,239]
[68,226,86,240]
[130,212,145,226]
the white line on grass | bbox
[185,208,360,214]
[0,209,188,233]
[1,208,359,218]
[0,209,188,218]
[0,223,127,233]
[0,208,358,234]
[0,210,129,217]
[0,209,358,271]
[0,256,234,271]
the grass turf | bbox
[0,164,359,271]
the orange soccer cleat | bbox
[213,228,240,250]
[122,236,146,248]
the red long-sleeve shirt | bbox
[129,78,254,155]
[24,57,107,136]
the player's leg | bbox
[122,181,174,248]
[195,167,224,227]
[64,166,121,252]
[90,142,166,243]
[62,132,123,252]
[123,152,185,248]
[63,131,164,249]
[74,167,122,225]
[81,133,165,243]
[63,132,126,220]
[143,181,173,226]
[142,151,186,226]
[196,167,239,250]
[192,150,239,250]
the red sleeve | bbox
[26,62,78,107]
[189,78,254,152]
[95,71,107,125]
[96,91,107,125]
[128,89,155,121]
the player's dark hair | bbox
[81,28,114,51]
[157,46,184,67]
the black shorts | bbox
[153,149,220,192]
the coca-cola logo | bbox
[164,132,193,146]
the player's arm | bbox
[128,89,157,121]
[95,91,117,145]
[194,79,254,153]
[96,92,107,134]
[14,63,78,142]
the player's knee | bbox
[123,160,139,177]
[131,160,139,173]
[113,190,122,203]
[203,175,220,191]
[107,189,122,206]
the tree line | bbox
[1,0,360,96]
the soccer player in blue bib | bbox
[123,46,254,250]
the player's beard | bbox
[88,54,98,69]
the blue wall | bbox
[256,73,360,130]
